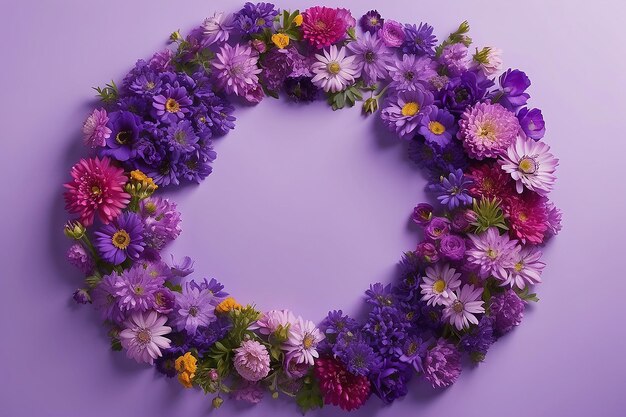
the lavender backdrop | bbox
[2,0,625,416]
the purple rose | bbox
[412,203,433,226]
[439,234,466,261]
[450,209,474,232]
[380,20,405,47]
[424,217,450,241]
[415,242,439,264]
[497,68,530,110]
[517,107,546,140]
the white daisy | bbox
[420,263,462,306]
[501,246,545,289]
[311,45,358,93]
[499,136,558,195]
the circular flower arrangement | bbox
[62,4,562,413]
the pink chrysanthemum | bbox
[545,200,562,237]
[233,339,271,382]
[466,162,515,201]
[458,102,520,160]
[212,43,262,96]
[301,6,352,49]
[503,191,548,245]
[499,135,558,195]
[502,245,545,289]
[82,108,111,148]
[119,310,171,365]
[314,357,371,411]
[63,156,130,226]
[466,227,520,280]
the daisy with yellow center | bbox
[420,264,462,306]
[401,102,420,117]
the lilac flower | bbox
[233,339,271,381]
[148,49,173,71]
[320,310,359,336]
[442,284,485,330]
[139,197,182,250]
[439,234,466,261]
[170,255,195,277]
[411,203,433,226]
[335,336,381,376]
[545,200,563,237]
[415,241,439,264]
[205,95,236,136]
[231,382,264,404]
[92,273,125,323]
[466,227,520,281]
[82,108,111,148]
[102,111,140,161]
[261,46,310,92]
[254,309,296,336]
[94,212,145,265]
[119,311,171,365]
[370,359,412,404]
[440,43,469,76]
[359,10,384,34]
[166,120,198,156]
[502,246,545,289]
[172,281,218,334]
[284,76,319,102]
[202,12,234,45]
[114,264,163,312]
[420,263,462,306]
[490,289,525,335]
[424,217,450,241]
[499,136,558,195]
[363,307,410,355]
[402,23,436,56]
[129,72,162,97]
[212,43,262,96]
[417,107,457,149]
[153,85,192,123]
[497,68,531,110]
[380,87,434,139]
[459,315,495,361]
[424,339,461,388]
[380,20,405,47]
[66,243,94,275]
[311,45,359,93]
[430,169,473,209]
[517,107,546,140]
[284,317,324,365]
[471,47,503,76]
[398,335,427,371]
[154,288,175,314]
[388,54,437,91]
[192,277,228,298]
[73,289,91,304]
[347,32,393,84]
[234,2,278,35]
[458,102,520,160]
[437,70,493,114]
[365,283,394,308]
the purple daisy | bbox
[398,335,428,372]
[388,54,437,92]
[442,284,485,330]
[119,310,171,365]
[359,10,384,34]
[172,281,218,334]
[430,169,473,209]
[165,120,198,156]
[502,246,545,289]
[402,23,436,56]
[381,87,434,139]
[114,264,162,312]
[417,107,457,149]
[234,2,278,35]
[466,227,520,281]
[139,197,182,250]
[212,43,262,96]
[82,108,111,148]
[420,263,461,306]
[347,31,393,84]
[94,212,145,265]
[458,102,520,160]
[499,135,558,195]
[153,85,193,123]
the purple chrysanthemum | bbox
[466,227,520,281]
[415,241,439,264]
[402,23,436,56]
[172,281,218,334]
[430,168,473,209]
[335,336,381,376]
[202,12,234,45]
[212,43,262,96]
[381,87,434,139]
[66,243,94,275]
[545,200,563,237]
[347,31,393,84]
[95,212,145,265]
[114,264,163,312]
[458,102,520,160]
[261,47,310,92]
[234,2,278,35]
[359,10,384,34]
[440,43,469,76]
[389,54,437,92]
[139,197,182,250]
[92,273,125,323]
[321,310,359,336]
[82,108,111,148]
[398,335,428,372]
[442,284,485,330]
[424,339,461,388]
[417,107,457,149]
[370,359,412,404]
[490,289,525,335]
[459,315,495,362]
[166,120,198,156]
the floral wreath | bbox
[62,3,562,413]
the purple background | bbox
[2,0,625,416]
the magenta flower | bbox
[301,6,351,49]
[119,310,172,365]
[380,20,405,47]
[315,357,371,411]
[458,102,520,160]
[233,339,271,381]
[82,108,111,148]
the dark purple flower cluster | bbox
[98,59,236,186]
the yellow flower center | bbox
[115,130,131,145]
[146,81,155,90]
[327,62,341,74]
[402,102,420,117]
[256,18,266,26]
[428,121,446,135]
[136,329,151,344]
[518,212,528,222]
[514,261,524,272]
[91,186,101,196]
[315,20,327,30]
[518,157,538,174]
[477,122,496,141]
[303,334,314,349]
[432,279,446,293]
[131,170,149,182]
[165,98,181,113]
[487,248,498,259]
[112,229,131,250]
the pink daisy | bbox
[458,102,520,160]
[442,285,485,330]
[502,246,545,289]
[82,108,111,148]
[466,227,520,280]
[119,310,171,365]
[301,6,351,49]
[284,317,324,366]
[63,156,130,226]
[503,192,548,245]
[499,135,559,195]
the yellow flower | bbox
[216,296,242,314]
[271,33,290,49]
[175,352,198,374]
[293,14,303,26]
[178,371,194,388]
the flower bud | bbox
[212,397,224,409]
[64,220,86,240]
[362,97,378,115]
[72,288,91,304]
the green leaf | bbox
[110,337,122,351]
[93,80,119,104]
[516,286,540,302]
[296,375,323,414]
[164,281,182,293]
